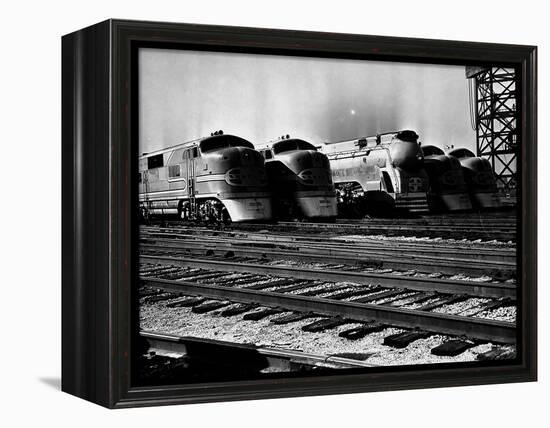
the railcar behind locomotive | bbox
[320,130,430,214]
[447,148,502,209]
[138,131,272,223]
[421,145,472,212]
[256,136,337,220]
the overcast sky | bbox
[139,48,476,154]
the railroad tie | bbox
[302,317,349,333]
[325,289,367,300]
[463,298,514,317]
[476,346,517,361]
[168,269,206,280]
[353,288,403,303]
[183,271,228,282]
[416,294,468,312]
[220,303,257,317]
[243,307,281,321]
[166,296,205,308]
[140,266,181,277]
[383,330,431,348]
[430,339,476,356]
[272,281,317,293]
[339,323,385,340]
[191,300,230,314]
[142,292,181,304]
[139,288,163,298]
[240,279,284,290]
[244,278,296,290]
[297,288,331,297]
[212,273,259,285]
[398,292,437,306]
[270,312,317,325]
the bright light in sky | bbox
[350,109,356,115]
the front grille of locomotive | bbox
[225,167,268,187]
[297,168,333,187]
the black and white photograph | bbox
[136,47,520,386]
[2,0,546,422]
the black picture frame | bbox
[62,19,537,408]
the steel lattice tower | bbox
[466,67,518,193]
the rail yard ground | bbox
[138,210,517,383]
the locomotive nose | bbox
[292,150,329,170]
[239,147,262,166]
[223,146,268,187]
[389,140,424,170]
[220,146,264,167]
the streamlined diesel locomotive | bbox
[447,148,502,209]
[138,132,272,223]
[320,130,430,214]
[421,145,473,212]
[256,136,337,220]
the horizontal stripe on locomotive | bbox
[139,190,271,201]
[195,174,227,182]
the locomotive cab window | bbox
[147,154,164,169]
[273,139,316,154]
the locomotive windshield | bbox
[272,139,316,154]
[199,135,254,153]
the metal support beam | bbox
[469,67,519,193]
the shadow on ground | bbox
[38,377,60,390]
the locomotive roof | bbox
[448,147,475,159]
[256,138,317,152]
[321,130,419,154]
[421,145,445,157]
[139,134,253,159]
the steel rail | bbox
[139,276,516,343]
[143,219,516,230]
[140,255,516,299]
[139,233,516,264]
[139,240,515,278]
[140,229,516,259]
[167,223,514,242]
[247,221,517,235]
[139,227,516,262]
[140,331,378,369]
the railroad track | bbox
[236,221,516,242]
[140,254,516,298]
[139,226,516,278]
[139,257,517,345]
[139,211,517,365]
[144,212,517,241]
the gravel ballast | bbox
[140,301,504,367]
